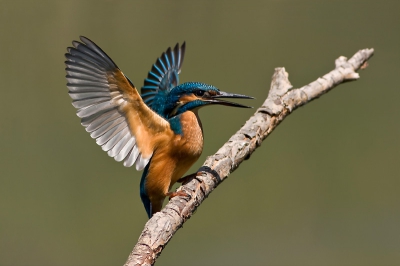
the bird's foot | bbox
[177,172,199,185]
[167,191,189,200]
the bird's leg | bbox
[166,190,189,200]
[177,172,199,185]
[167,172,200,200]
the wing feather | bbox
[115,138,136,162]
[140,42,186,116]
[102,127,130,152]
[71,97,110,109]
[124,147,140,168]
[107,133,131,157]
[65,36,173,170]
[85,109,120,132]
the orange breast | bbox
[170,110,204,183]
[144,110,204,207]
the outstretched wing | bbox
[65,36,173,170]
[141,42,186,116]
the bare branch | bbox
[124,48,374,266]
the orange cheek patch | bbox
[179,93,200,103]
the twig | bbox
[124,48,374,266]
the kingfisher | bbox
[65,36,253,218]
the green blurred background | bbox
[1,1,399,265]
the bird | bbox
[65,36,253,218]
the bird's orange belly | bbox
[145,111,204,203]
[170,111,204,183]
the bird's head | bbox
[165,82,253,117]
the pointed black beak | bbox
[207,91,254,108]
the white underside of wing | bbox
[72,89,150,170]
[66,40,151,170]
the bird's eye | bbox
[194,90,205,97]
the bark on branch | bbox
[124,48,374,266]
